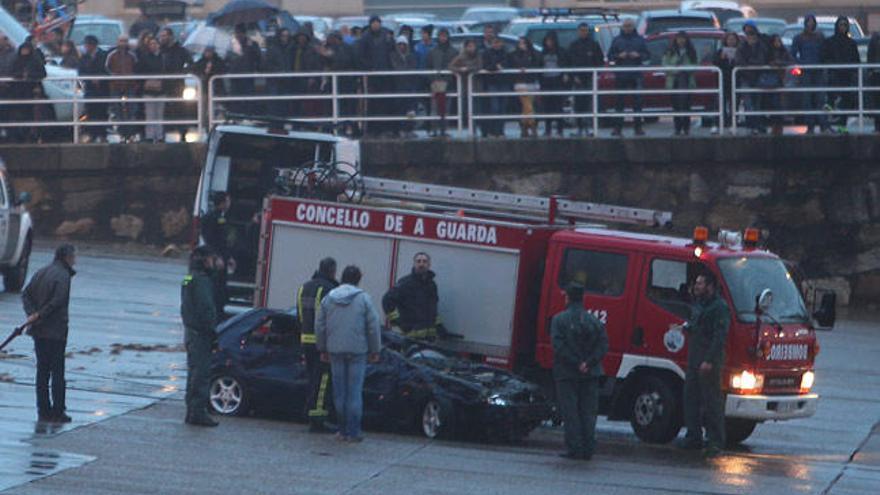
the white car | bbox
[0,5,80,122]
[0,159,33,292]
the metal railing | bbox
[207,70,465,133]
[466,66,724,136]
[0,73,202,143]
[732,64,880,133]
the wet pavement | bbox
[1,248,879,494]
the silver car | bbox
[0,159,33,292]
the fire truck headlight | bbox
[731,370,763,393]
[800,371,815,392]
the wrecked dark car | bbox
[209,308,551,441]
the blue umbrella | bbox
[208,0,279,27]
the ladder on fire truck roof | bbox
[359,177,672,228]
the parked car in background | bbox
[448,32,523,52]
[724,17,786,36]
[68,15,125,51]
[636,9,720,36]
[164,19,200,43]
[333,15,398,33]
[504,11,620,55]
[460,6,520,28]
[209,308,552,441]
[680,0,756,25]
[0,159,33,293]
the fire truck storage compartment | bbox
[259,200,525,360]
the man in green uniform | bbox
[681,271,730,457]
[551,283,609,461]
[181,247,219,427]
[200,192,234,313]
[297,257,338,432]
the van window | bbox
[558,248,628,297]
[647,258,700,319]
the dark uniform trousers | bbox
[684,365,725,449]
[556,377,600,457]
[185,326,213,418]
[34,337,66,415]
[304,344,332,424]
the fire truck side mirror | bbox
[756,289,773,314]
[813,291,837,329]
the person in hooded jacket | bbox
[316,266,381,442]
[293,30,324,118]
[78,35,108,142]
[791,14,829,133]
[608,19,649,136]
[191,47,226,128]
[357,16,395,135]
[264,28,295,115]
[712,31,739,131]
[449,39,483,127]
[135,37,165,142]
[821,16,860,131]
[767,34,794,135]
[507,36,541,138]
[320,32,358,132]
[391,35,419,137]
[868,33,880,133]
[10,42,47,142]
[481,35,509,137]
[227,24,262,114]
[539,32,569,137]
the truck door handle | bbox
[631,327,644,347]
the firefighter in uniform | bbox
[681,271,730,457]
[551,283,608,461]
[200,192,235,313]
[382,252,451,341]
[181,247,219,427]
[297,257,339,432]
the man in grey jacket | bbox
[316,265,381,442]
[22,244,77,423]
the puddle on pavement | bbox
[0,442,95,492]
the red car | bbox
[598,30,732,118]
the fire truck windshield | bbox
[718,257,809,324]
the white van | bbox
[193,123,360,308]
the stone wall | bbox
[2,135,879,302]
[3,143,204,245]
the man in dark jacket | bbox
[265,28,295,115]
[608,18,649,136]
[297,257,339,432]
[158,28,192,135]
[382,252,441,340]
[680,271,730,457]
[821,16,860,131]
[736,21,771,133]
[568,23,604,136]
[22,244,77,423]
[791,14,829,133]
[181,247,219,426]
[551,283,608,461]
[357,16,395,135]
[481,36,509,137]
[78,35,108,142]
[200,191,234,313]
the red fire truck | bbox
[249,167,833,446]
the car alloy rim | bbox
[634,392,661,426]
[210,377,242,414]
[422,400,441,438]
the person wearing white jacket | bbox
[315,265,381,442]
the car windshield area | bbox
[718,257,809,324]
[645,17,717,35]
[69,23,122,46]
[647,37,720,64]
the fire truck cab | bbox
[534,226,826,444]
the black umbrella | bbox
[208,0,279,27]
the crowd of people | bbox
[2,13,880,142]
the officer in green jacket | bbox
[681,271,730,457]
[181,247,219,427]
[551,283,609,461]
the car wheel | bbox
[725,418,758,446]
[210,375,248,416]
[629,375,682,444]
[3,235,31,293]
[420,398,452,439]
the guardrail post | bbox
[72,76,80,143]
[858,67,865,133]
[717,67,724,134]
[592,69,599,137]
[731,68,738,134]
[208,75,215,129]
[331,74,339,127]
[467,73,474,137]
[196,76,204,139]
[456,73,463,133]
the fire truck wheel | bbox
[629,375,682,444]
[725,418,758,446]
